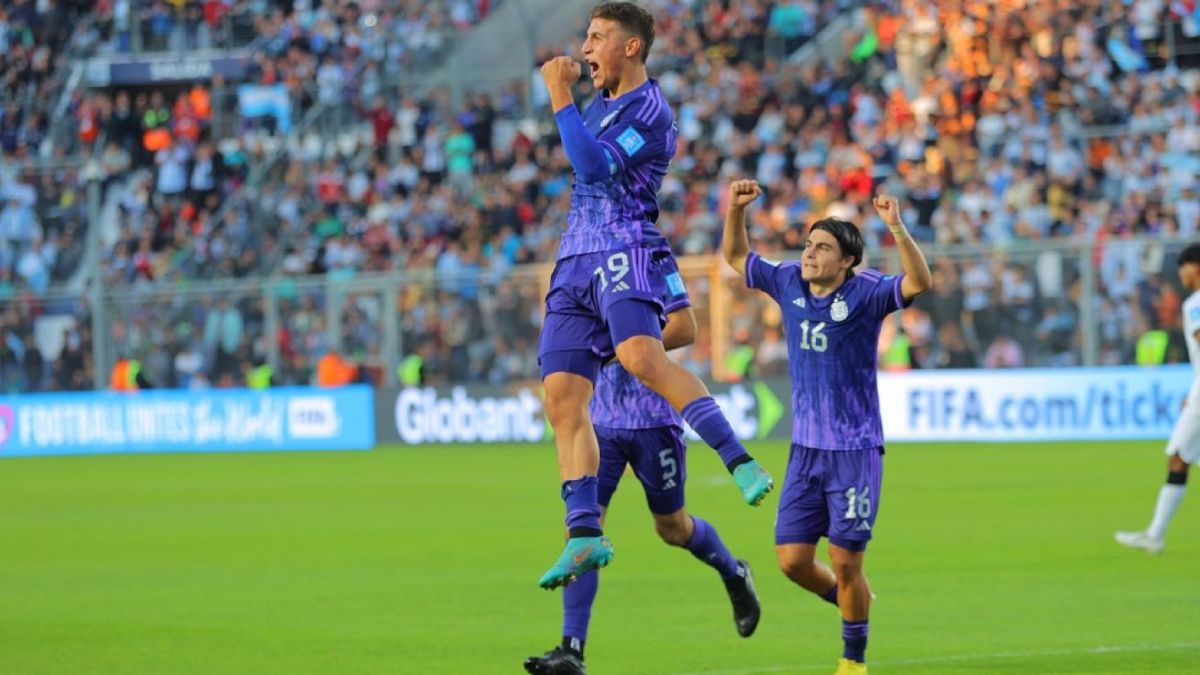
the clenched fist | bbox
[729,179,763,208]
[872,194,903,232]
[541,56,582,88]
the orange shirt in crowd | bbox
[189,86,211,120]
[316,352,358,387]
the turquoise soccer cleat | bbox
[733,460,774,506]
[537,536,614,590]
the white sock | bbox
[1147,484,1186,541]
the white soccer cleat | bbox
[1114,530,1164,554]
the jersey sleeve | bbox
[859,268,908,318]
[595,91,674,177]
[745,252,793,303]
[553,105,610,183]
[659,255,691,313]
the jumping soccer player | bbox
[537,2,772,591]
[722,180,931,675]
[1115,243,1200,554]
[525,262,761,675]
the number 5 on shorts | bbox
[659,448,678,483]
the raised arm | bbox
[722,179,763,276]
[542,56,610,184]
[874,194,932,302]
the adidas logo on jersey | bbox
[612,281,631,292]
[856,521,872,532]
[664,479,677,489]
[600,108,622,128]
[793,297,806,308]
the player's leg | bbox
[1148,454,1189,542]
[633,425,761,636]
[775,444,839,608]
[560,433,626,660]
[824,447,884,672]
[538,366,614,589]
[829,544,870,674]
[537,257,615,590]
[527,508,607,675]
[1116,408,1199,553]
[528,438,626,674]
[775,446,840,605]
[617,333,774,505]
[776,543,839,606]
[604,250,771,505]
[1116,454,1189,553]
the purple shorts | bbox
[596,425,687,515]
[538,247,672,382]
[775,445,884,551]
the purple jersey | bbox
[590,362,681,430]
[557,79,676,260]
[745,252,907,450]
[590,261,691,429]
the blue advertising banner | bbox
[0,386,374,458]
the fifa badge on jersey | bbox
[616,127,646,156]
[831,296,849,322]
[666,272,686,297]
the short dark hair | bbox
[1179,243,1200,267]
[591,2,655,63]
[810,217,864,269]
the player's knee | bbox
[1168,454,1190,476]
[777,557,803,581]
[617,341,669,385]
[654,515,691,546]
[776,553,813,582]
[832,560,863,585]
[543,391,587,431]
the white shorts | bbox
[1165,403,1200,465]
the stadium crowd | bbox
[1,0,1198,392]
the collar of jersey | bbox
[601,78,657,105]
[800,272,850,307]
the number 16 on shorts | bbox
[841,485,874,533]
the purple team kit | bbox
[591,256,691,514]
[538,79,678,380]
[745,252,908,550]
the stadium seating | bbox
[2,0,1199,391]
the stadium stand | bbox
[1,0,1199,391]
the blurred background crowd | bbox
[1,0,1198,392]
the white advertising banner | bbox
[878,366,1193,442]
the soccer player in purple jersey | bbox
[722,180,931,675]
[536,2,773,591]
[525,260,761,675]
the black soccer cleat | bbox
[723,559,761,638]
[524,646,586,675]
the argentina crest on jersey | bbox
[830,295,849,322]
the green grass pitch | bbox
[1,440,1198,674]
